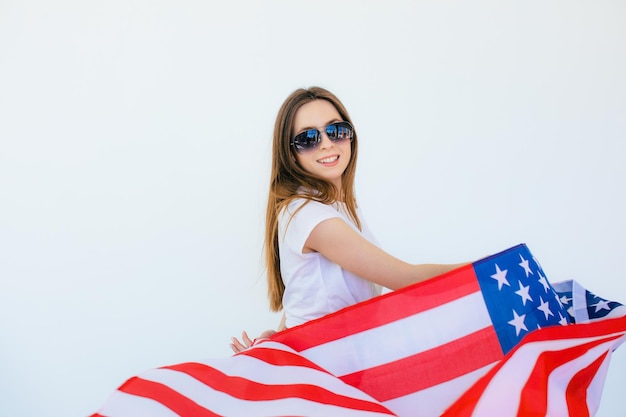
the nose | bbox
[319,131,334,149]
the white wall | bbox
[1,1,625,416]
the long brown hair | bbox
[265,87,361,311]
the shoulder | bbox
[282,198,338,218]
[279,198,343,238]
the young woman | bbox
[231,87,465,352]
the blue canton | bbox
[585,290,623,320]
[556,287,624,324]
[556,289,576,323]
[473,244,570,354]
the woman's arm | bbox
[305,218,466,290]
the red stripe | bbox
[520,314,626,344]
[441,316,626,417]
[566,352,608,417]
[164,361,395,414]
[516,337,617,417]
[119,377,221,417]
[439,364,490,417]
[340,326,502,401]
[274,264,479,351]
[239,344,330,374]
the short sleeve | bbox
[279,199,343,255]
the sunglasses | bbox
[290,121,354,153]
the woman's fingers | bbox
[230,331,254,353]
[230,336,248,353]
[241,331,253,346]
[230,329,275,353]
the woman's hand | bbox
[230,329,277,353]
[230,331,253,353]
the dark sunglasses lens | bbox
[293,129,320,151]
[326,122,353,141]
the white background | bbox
[1,1,625,416]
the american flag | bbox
[92,244,626,417]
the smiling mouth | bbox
[318,155,339,164]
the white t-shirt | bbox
[278,198,381,328]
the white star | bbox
[508,310,528,336]
[567,306,574,318]
[558,312,569,326]
[538,272,550,293]
[490,264,510,290]
[515,282,533,306]
[554,292,563,308]
[537,296,554,320]
[518,254,533,277]
[593,300,611,313]
[559,294,572,305]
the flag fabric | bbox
[552,279,626,324]
[92,244,626,417]
[441,314,626,417]
[92,340,396,417]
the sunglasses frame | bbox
[290,121,354,153]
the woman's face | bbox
[291,99,351,189]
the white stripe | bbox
[196,346,384,401]
[138,350,389,412]
[572,280,590,322]
[471,334,622,417]
[96,390,178,417]
[138,367,392,417]
[544,340,616,417]
[301,291,490,376]
[382,363,495,417]
[583,346,613,416]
